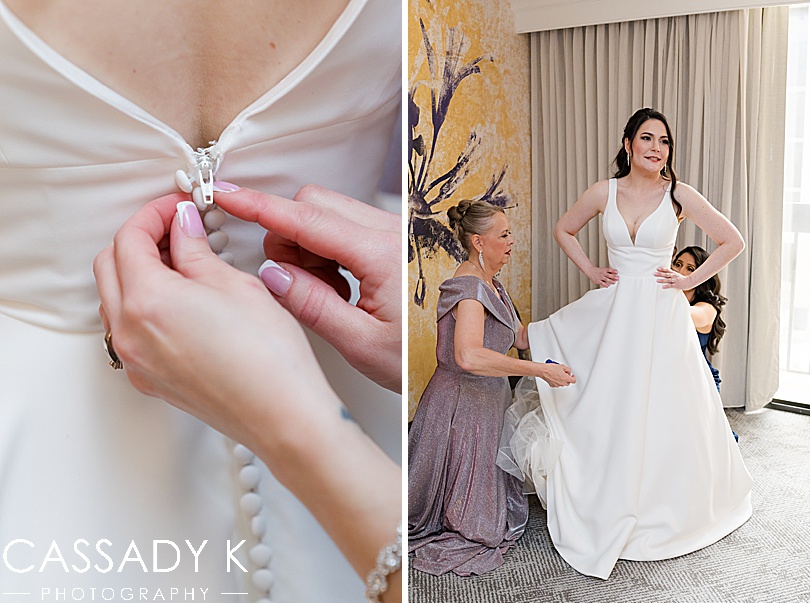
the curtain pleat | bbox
[530,9,788,410]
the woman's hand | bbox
[93,195,340,459]
[213,184,402,393]
[588,266,619,288]
[655,266,691,290]
[539,363,577,388]
[93,194,402,594]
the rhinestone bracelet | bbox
[364,522,403,602]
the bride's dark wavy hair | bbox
[674,246,727,356]
[613,108,682,217]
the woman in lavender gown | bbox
[408,200,575,576]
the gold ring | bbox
[104,330,123,370]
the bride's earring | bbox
[478,249,485,271]
[626,152,630,168]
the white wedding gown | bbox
[501,178,753,579]
[0,0,400,600]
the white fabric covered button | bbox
[240,492,263,516]
[233,444,255,465]
[203,208,227,230]
[252,568,274,591]
[249,543,272,567]
[174,169,193,193]
[192,187,206,211]
[207,230,229,252]
[240,465,261,489]
[218,251,235,265]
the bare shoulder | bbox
[671,181,711,220]
[672,182,741,247]
[579,179,611,212]
[673,181,708,205]
[584,179,611,199]
[556,179,611,234]
[693,300,718,314]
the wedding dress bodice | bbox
[0,0,400,600]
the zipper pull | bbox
[196,153,215,206]
[171,143,232,262]
[185,143,221,210]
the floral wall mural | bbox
[408,0,532,419]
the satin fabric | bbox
[0,0,400,599]
[409,276,529,576]
[503,179,752,579]
[698,330,722,391]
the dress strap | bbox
[606,178,618,214]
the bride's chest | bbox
[2,0,350,149]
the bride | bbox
[500,108,753,579]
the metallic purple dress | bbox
[408,275,529,576]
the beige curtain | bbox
[530,8,788,410]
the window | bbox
[775,4,810,410]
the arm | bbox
[690,301,718,332]
[554,180,619,287]
[655,184,745,290]
[93,194,401,601]
[515,322,530,350]
[453,299,576,387]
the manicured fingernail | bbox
[258,260,292,296]
[176,201,206,237]
[213,181,240,192]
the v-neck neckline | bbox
[613,179,671,246]
[0,0,366,158]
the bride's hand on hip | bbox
[539,363,577,388]
[588,266,619,288]
[213,184,402,393]
[93,194,342,465]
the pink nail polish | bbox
[213,181,240,192]
[176,201,206,237]
[258,260,292,296]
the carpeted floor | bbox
[408,408,810,603]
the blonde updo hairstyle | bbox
[447,200,505,257]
